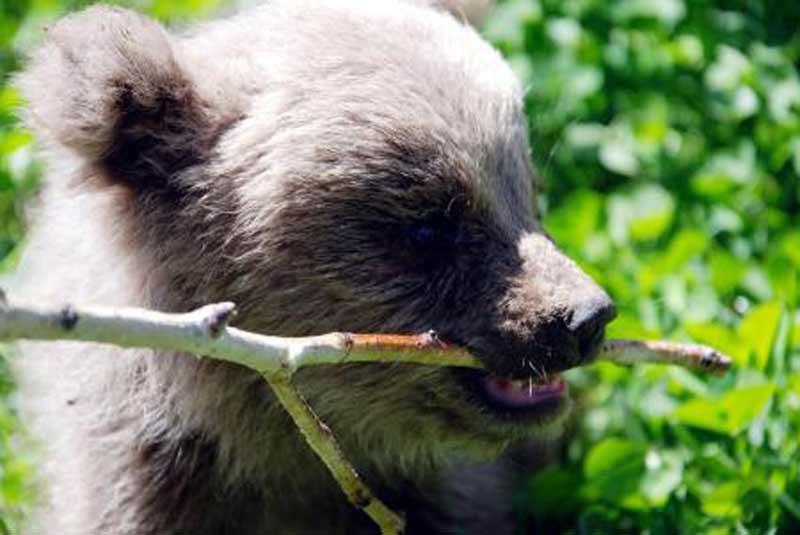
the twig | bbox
[0,298,730,374]
[0,297,733,535]
[265,373,405,535]
[0,300,481,374]
[599,339,731,375]
[0,299,416,532]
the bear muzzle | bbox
[447,233,617,417]
[458,293,615,415]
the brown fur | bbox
[13,1,613,533]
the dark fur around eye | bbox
[406,220,461,249]
[409,224,437,246]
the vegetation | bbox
[0,0,797,533]
[487,1,800,533]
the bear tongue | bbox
[482,374,567,408]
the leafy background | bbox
[0,0,798,533]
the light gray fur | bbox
[14,1,609,533]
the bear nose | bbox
[567,295,617,358]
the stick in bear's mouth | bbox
[597,339,732,375]
[338,332,733,375]
[0,299,732,375]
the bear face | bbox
[16,1,615,533]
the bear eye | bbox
[405,220,462,250]
[409,223,437,247]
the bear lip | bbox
[480,374,567,410]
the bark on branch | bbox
[0,295,731,535]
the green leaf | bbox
[690,172,741,197]
[0,131,32,155]
[672,384,775,436]
[0,86,21,110]
[544,189,602,251]
[628,185,676,242]
[663,229,709,270]
[483,0,542,48]
[640,450,684,506]
[149,0,222,21]
[701,482,743,518]
[638,229,709,292]
[684,322,743,366]
[564,122,606,149]
[599,140,639,176]
[705,45,750,92]
[778,231,800,268]
[606,311,660,340]
[739,301,783,370]
[583,438,648,507]
[607,184,676,245]
[709,251,748,294]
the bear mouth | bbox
[481,373,567,409]
[455,368,569,423]
[449,330,606,423]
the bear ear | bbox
[17,6,214,191]
[413,0,495,27]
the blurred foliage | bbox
[485,0,800,533]
[0,0,796,533]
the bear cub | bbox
[15,1,614,533]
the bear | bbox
[13,1,616,533]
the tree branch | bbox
[0,299,482,373]
[265,373,405,535]
[0,295,731,535]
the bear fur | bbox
[14,1,614,533]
